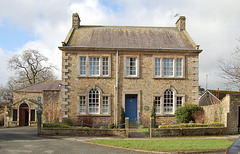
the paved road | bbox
[0,127,143,154]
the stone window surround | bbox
[77,54,111,78]
[77,90,111,116]
[153,55,185,79]
[123,55,140,78]
[152,89,185,116]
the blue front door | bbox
[125,94,137,122]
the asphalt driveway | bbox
[0,127,143,154]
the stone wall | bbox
[203,94,240,134]
[42,91,62,123]
[40,127,227,137]
[40,128,126,137]
[152,127,228,137]
[203,95,230,126]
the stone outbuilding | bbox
[59,13,202,126]
[4,80,62,127]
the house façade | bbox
[59,13,202,126]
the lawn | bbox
[89,139,232,152]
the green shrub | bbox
[120,108,125,128]
[108,123,114,129]
[175,103,203,123]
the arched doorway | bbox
[19,103,29,126]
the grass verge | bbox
[89,139,232,152]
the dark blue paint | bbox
[125,95,137,122]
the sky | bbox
[0,0,240,91]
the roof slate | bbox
[208,90,240,100]
[67,26,196,50]
[15,80,61,93]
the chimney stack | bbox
[72,13,80,28]
[176,16,186,31]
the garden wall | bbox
[202,94,240,134]
[40,128,126,137]
[152,127,228,137]
[40,127,228,138]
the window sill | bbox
[77,75,111,79]
[124,76,140,79]
[77,114,111,117]
[153,77,185,80]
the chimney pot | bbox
[72,13,80,28]
[176,16,186,31]
[217,88,219,91]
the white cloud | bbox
[0,0,240,90]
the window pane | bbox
[79,96,86,114]
[177,97,182,109]
[88,89,100,114]
[155,58,161,76]
[89,57,100,76]
[13,109,17,121]
[80,57,86,75]
[164,89,173,114]
[177,59,182,77]
[102,96,109,114]
[126,57,137,76]
[154,97,161,114]
[31,109,35,121]
[163,58,174,77]
[102,57,109,76]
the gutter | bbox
[58,46,202,53]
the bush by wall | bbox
[175,103,203,123]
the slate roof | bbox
[199,90,220,106]
[208,90,240,100]
[15,80,62,93]
[64,25,197,50]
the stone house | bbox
[4,80,62,127]
[59,13,202,126]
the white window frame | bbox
[89,57,100,76]
[79,96,86,114]
[102,96,109,114]
[164,89,174,114]
[102,57,109,76]
[78,55,111,77]
[155,58,161,77]
[163,58,174,77]
[154,96,161,114]
[79,57,86,75]
[154,56,184,78]
[176,58,183,77]
[88,89,100,114]
[176,96,182,109]
[126,57,137,76]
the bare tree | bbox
[0,85,13,104]
[8,49,57,89]
[218,46,240,89]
